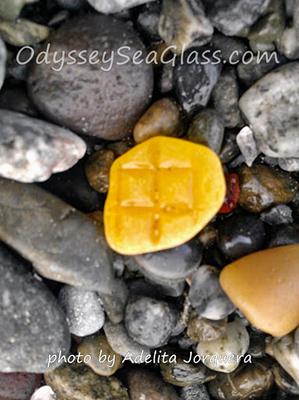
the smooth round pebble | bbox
[58,286,105,337]
[187,314,227,342]
[85,149,115,194]
[125,296,177,348]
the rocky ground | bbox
[0,0,299,399]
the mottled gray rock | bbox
[125,296,177,348]
[137,2,161,40]
[196,319,250,373]
[104,321,151,361]
[175,49,222,114]
[212,68,241,128]
[279,157,299,171]
[159,0,213,54]
[181,384,210,400]
[0,0,37,20]
[236,126,259,167]
[204,0,271,36]
[28,15,153,140]
[248,0,285,52]
[101,279,128,324]
[261,205,293,225]
[189,266,235,320]
[187,109,224,153]
[0,19,49,47]
[56,0,85,10]
[135,237,202,281]
[58,286,104,337]
[278,27,299,59]
[0,179,114,292]
[0,243,70,373]
[0,110,86,183]
[239,63,299,158]
[0,38,6,92]
[87,0,154,14]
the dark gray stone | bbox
[58,286,105,337]
[269,225,299,247]
[159,0,213,54]
[0,87,37,117]
[125,296,177,347]
[0,243,70,373]
[261,205,293,225]
[239,63,299,158]
[0,110,86,183]
[174,49,222,114]
[189,266,235,320]
[212,68,241,128]
[211,34,246,64]
[181,384,210,400]
[28,15,153,140]
[135,237,202,281]
[204,0,271,36]
[217,214,266,259]
[101,279,128,324]
[0,178,114,292]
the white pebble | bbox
[31,386,56,400]
[236,126,259,167]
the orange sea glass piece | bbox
[220,244,299,337]
[104,136,226,255]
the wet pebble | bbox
[189,266,235,320]
[45,363,129,400]
[187,109,224,153]
[238,164,298,213]
[0,0,37,20]
[0,110,86,183]
[180,384,210,400]
[204,0,271,36]
[58,286,104,337]
[0,39,6,92]
[0,19,49,47]
[135,237,202,281]
[28,15,153,140]
[159,0,213,53]
[236,126,259,167]
[217,214,266,259]
[160,353,216,387]
[0,243,70,373]
[261,205,293,225]
[104,321,151,362]
[268,224,299,247]
[127,369,179,400]
[125,296,177,348]
[0,372,41,400]
[0,179,114,292]
[187,314,227,342]
[133,98,182,143]
[208,361,273,400]
[196,319,250,373]
[87,0,154,14]
[85,149,115,194]
[78,335,122,377]
[174,49,221,114]
[239,63,299,158]
[212,68,241,128]
[272,364,299,395]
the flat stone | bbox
[204,0,271,36]
[104,321,151,362]
[127,369,179,400]
[0,243,70,373]
[0,19,49,46]
[0,178,114,292]
[58,286,105,337]
[239,63,299,158]
[159,0,213,54]
[45,363,129,400]
[87,0,155,14]
[28,15,153,140]
[0,110,86,183]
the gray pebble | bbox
[104,321,151,361]
[211,34,247,64]
[0,178,114,292]
[87,0,155,14]
[159,0,213,54]
[125,296,177,347]
[58,286,104,337]
[189,266,235,320]
[0,110,86,183]
[0,243,70,373]
[239,63,299,158]
[181,384,210,400]
[269,224,299,247]
[0,38,6,92]
[279,157,299,171]
[100,279,128,324]
[261,205,293,225]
